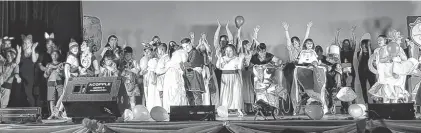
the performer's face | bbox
[292,38,300,48]
[6,52,15,62]
[182,43,192,52]
[4,40,11,48]
[109,37,117,47]
[343,40,351,50]
[225,47,234,57]
[220,37,228,46]
[51,52,59,61]
[144,49,152,57]
[377,37,386,46]
[23,39,32,51]
[70,46,79,55]
[81,41,89,52]
[104,57,113,66]
[305,41,314,49]
[124,52,133,60]
[258,49,266,58]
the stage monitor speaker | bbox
[170,105,215,121]
[62,77,129,121]
[367,103,415,120]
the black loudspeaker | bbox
[368,103,415,120]
[170,105,215,121]
[62,77,129,121]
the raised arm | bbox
[201,34,212,60]
[189,32,195,46]
[214,20,222,51]
[236,27,243,53]
[335,28,341,48]
[15,46,21,65]
[304,21,313,41]
[282,22,292,47]
[32,42,39,63]
[226,21,234,44]
[350,26,357,51]
[253,25,261,46]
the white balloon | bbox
[123,109,134,121]
[348,104,367,118]
[217,106,228,118]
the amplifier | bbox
[0,107,41,123]
[170,105,215,121]
[62,77,129,121]
[368,103,415,120]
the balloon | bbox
[348,104,367,118]
[123,109,134,121]
[305,102,324,120]
[150,106,169,121]
[336,87,357,102]
[217,106,228,118]
[132,105,150,121]
[235,16,245,29]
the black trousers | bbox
[358,68,376,103]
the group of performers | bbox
[1,19,421,120]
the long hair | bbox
[169,42,180,58]
[105,35,118,48]
[360,39,370,52]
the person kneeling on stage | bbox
[45,50,64,119]
[0,47,22,108]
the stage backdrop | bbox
[82,1,421,61]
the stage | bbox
[0,114,421,133]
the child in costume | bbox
[0,46,22,108]
[44,50,64,119]
[119,46,141,110]
[99,50,119,77]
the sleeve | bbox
[216,57,224,69]
[184,50,198,68]
[335,74,342,88]
[155,57,170,75]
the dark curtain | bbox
[0,1,82,115]
[0,1,82,58]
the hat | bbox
[2,36,14,41]
[44,32,54,40]
[69,42,78,49]
[4,47,17,55]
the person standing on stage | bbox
[98,51,119,77]
[44,50,64,119]
[19,34,38,107]
[217,44,246,117]
[120,46,141,110]
[162,42,188,112]
[181,38,206,106]
[79,40,100,77]
[0,46,22,108]
[155,43,170,107]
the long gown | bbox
[144,58,160,111]
[368,47,418,102]
[162,50,188,112]
[242,54,255,107]
[217,55,244,110]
